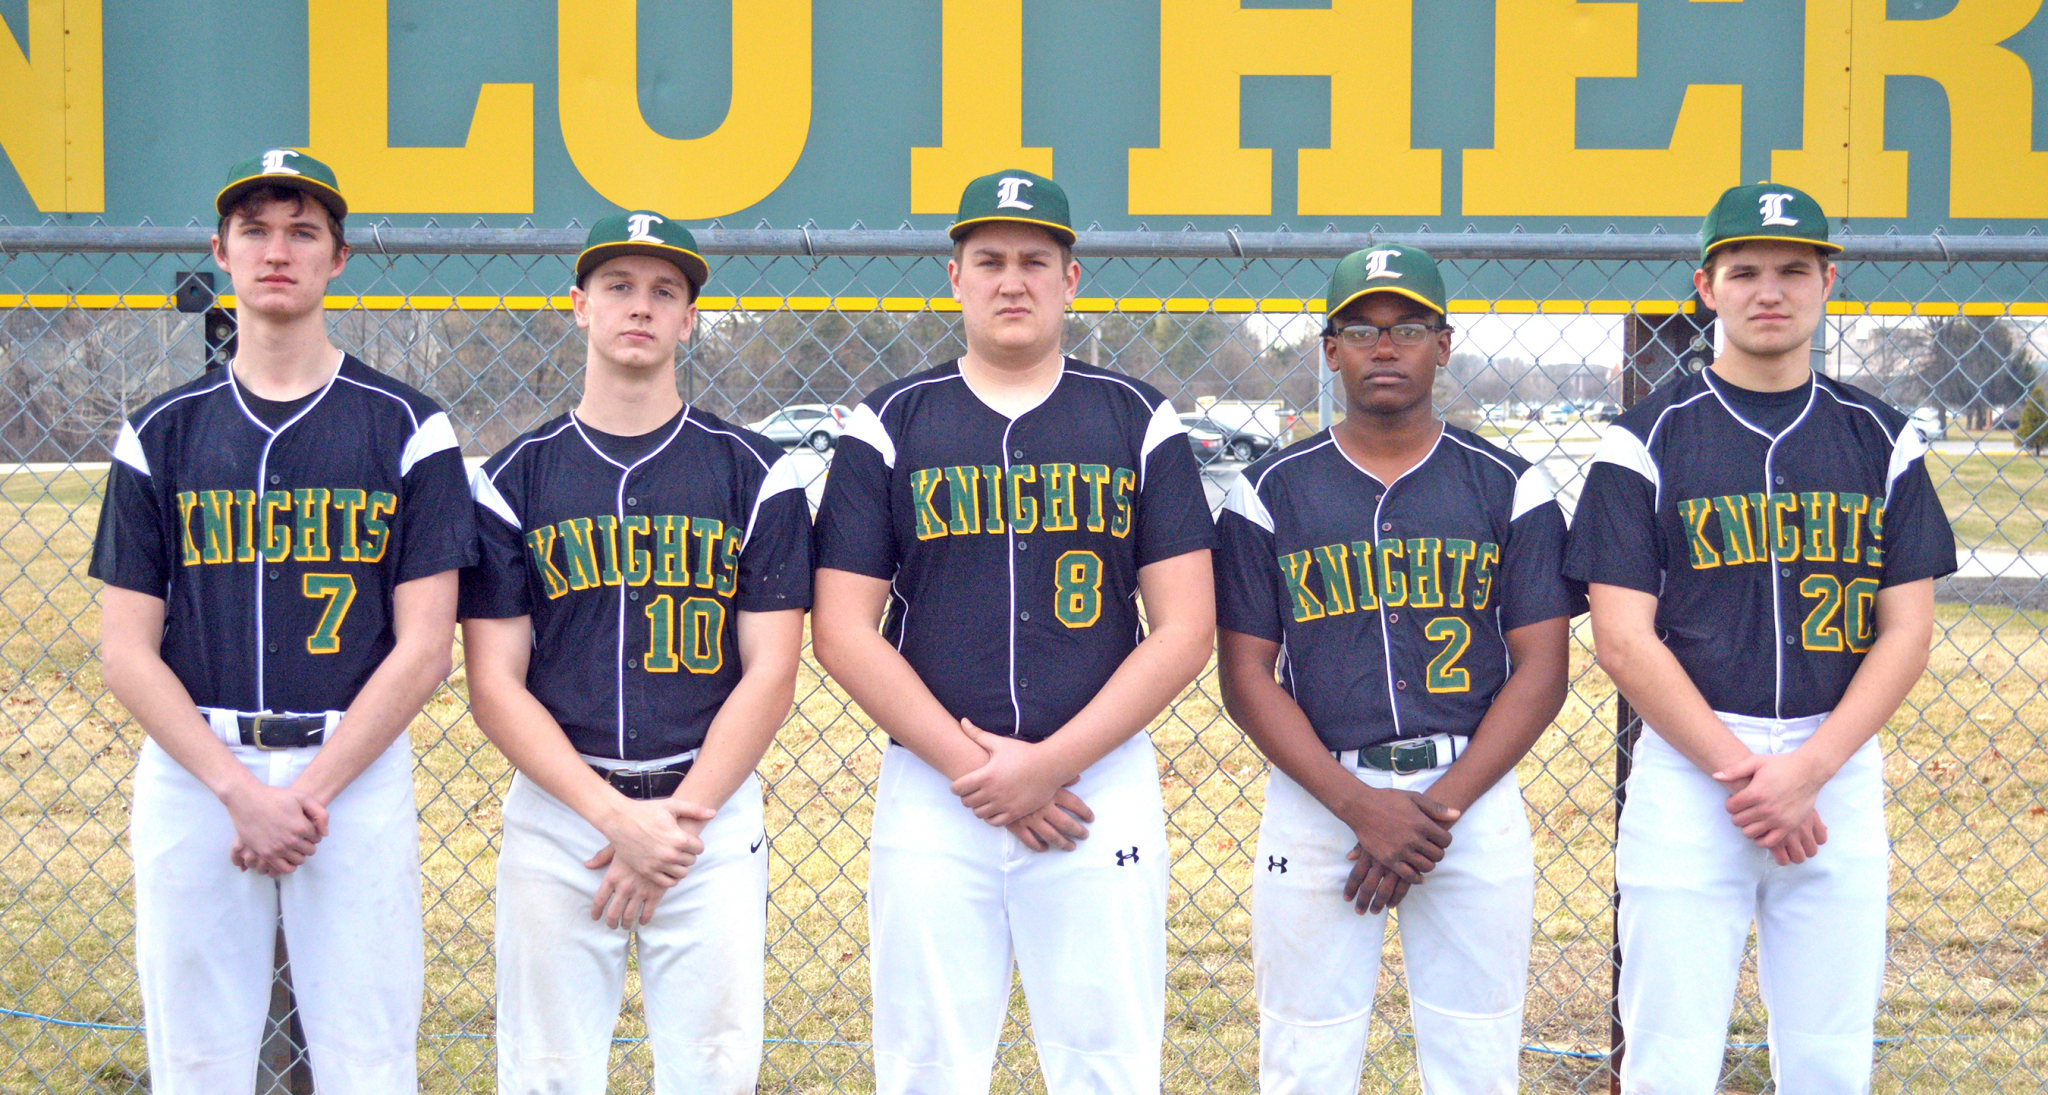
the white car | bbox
[749,404,850,451]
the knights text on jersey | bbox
[88,357,477,714]
[459,407,813,761]
[1563,370,1957,719]
[812,359,1216,742]
[1216,427,1583,751]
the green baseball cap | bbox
[949,169,1076,246]
[1700,182,1842,263]
[575,212,710,291]
[1325,245,1447,327]
[216,149,347,221]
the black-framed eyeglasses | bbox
[1327,322,1448,347]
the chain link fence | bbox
[1,226,2043,1093]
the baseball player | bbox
[809,169,1216,1095]
[460,212,810,1094]
[90,150,475,1093]
[1215,245,1580,1094]
[1565,183,1957,1094]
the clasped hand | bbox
[225,781,329,877]
[1712,752,1829,866]
[586,797,717,928]
[950,720,1093,852]
[1339,786,1460,915]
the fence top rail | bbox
[2,226,2046,263]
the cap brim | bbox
[575,242,710,290]
[948,215,1078,246]
[215,175,348,220]
[1328,286,1445,323]
[1703,233,1844,260]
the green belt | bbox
[1341,737,1456,774]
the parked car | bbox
[1181,414,1273,463]
[1910,407,1948,442]
[1189,398,1297,446]
[1186,422,1227,463]
[748,404,850,451]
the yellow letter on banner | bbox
[910,0,1052,214]
[304,0,534,213]
[1773,0,2047,219]
[559,0,811,218]
[0,0,103,212]
[1129,0,1439,217]
[1462,0,1740,216]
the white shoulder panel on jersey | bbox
[401,411,460,477]
[1139,399,1186,460]
[1512,462,1561,522]
[843,404,895,468]
[113,422,150,477]
[1886,416,1927,497]
[1589,425,1659,492]
[470,464,518,527]
[741,451,810,544]
[756,452,808,507]
[1221,472,1274,533]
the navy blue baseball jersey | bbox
[813,359,1216,742]
[459,407,812,761]
[89,357,477,714]
[1216,427,1583,751]
[1564,370,1957,719]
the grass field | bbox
[3,468,2044,1093]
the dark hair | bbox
[216,186,346,256]
[1701,240,1833,279]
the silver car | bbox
[749,404,850,451]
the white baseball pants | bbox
[867,732,1168,1095]
[493,771,768,1095]
[1252,757,1535,1095]
[130,732,423,1095]
[1617,713,1887,1095]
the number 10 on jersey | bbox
[644,594,726,673]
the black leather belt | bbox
[238,714,328,750]
[592,759,695,800]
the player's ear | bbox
[1820,260,1837,296]
[678,300,697,347]
[328,243,350,280]
[569,285,592,330]
[1693,265,1718,311]
[210,232,230,272]
[946,258,964,302]
[1062,255,1080,302]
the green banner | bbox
[2,1,2045,234]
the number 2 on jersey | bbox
[1053,550,1102,628]
[301,574,357,654]
[1424,616,1472,693]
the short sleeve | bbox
[87,449,173,598]
[1563,460,1664,595]
[394,426,479,583]
[1213,479,1284,642]
[1498,496,1587,631]
[736,469,814,612]
[813,432,900,580]
[457,467,531,620]
[1135,415,1217,567]
[1876,456,1958,587]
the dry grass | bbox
[3,467,2043,1093]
